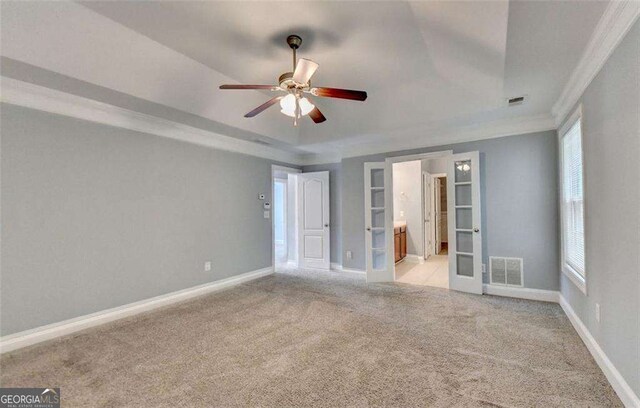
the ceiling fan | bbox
[219,34,367,126]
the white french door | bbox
[422,171,432,259]
[435,177,443,255]
[447,152,483,294]
[364,163,390,282]
[297,171,330,269]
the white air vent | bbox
[490,257,523,287]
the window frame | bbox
[558,105,587,294]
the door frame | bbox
[384,151,453,281]
[429,173,447,257]
[271,165,301,270]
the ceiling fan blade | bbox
[311,87,367,101]
[308,106,326,124]
[293,58,319,84]
[244,96,283,118]
[220,84,278,90]
[305,96,326,124]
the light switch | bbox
[264,211,270,219]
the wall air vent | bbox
[507,96,525,106]
[489,257,523,287]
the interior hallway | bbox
[395,255,449,288]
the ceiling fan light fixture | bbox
[219,34,367,125]
[280,94,314,117]
[299,97,315,116]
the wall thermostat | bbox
[263,202,271,210]
[258,193,265,200]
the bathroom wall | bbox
[392,160,423,257]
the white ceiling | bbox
[1,1,609,159]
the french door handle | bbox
[473,228,480,233]
[366,227,371,231]
[324,224,329,227]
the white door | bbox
[364,163,390,282]
[422,171,432,260]
[434,177,442,254]
[297,171,330,269]
[447,152,483,294]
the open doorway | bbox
[271,165,301,270]
[273,178,287,265]
[393,157,450,289]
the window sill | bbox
[562,264,587,295]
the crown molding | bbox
[1,77,557,167]
[302,113,556,164]
[552,0,640,126]
[0,77,306,166]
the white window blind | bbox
[561,119,585,277]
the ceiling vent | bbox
[490,257,523,287]
[507,96,526,106]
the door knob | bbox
[324,224,329,227]
[473,228,480,233]
[366,227,371,231]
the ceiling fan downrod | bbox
[287,34,302,71]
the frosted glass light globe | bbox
[280,95,314,117]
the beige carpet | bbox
[1,268,622,407]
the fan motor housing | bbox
[278,72,299,89]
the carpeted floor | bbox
[0,268,622,407]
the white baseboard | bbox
[405,254,425,264]
[559,295,640,408]
[0,267,274,354]
[483,284,559,303]
[331,263,366,275]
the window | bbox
[560,108,586,291]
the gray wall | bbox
[0,104,294,336]
[559,20,639,397]
[302,163,342,265]
[341,130,560,291]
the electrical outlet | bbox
[346,251,352,260]
[595,303,601,323]
[204,261,212,272]
[400,210,405,217]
